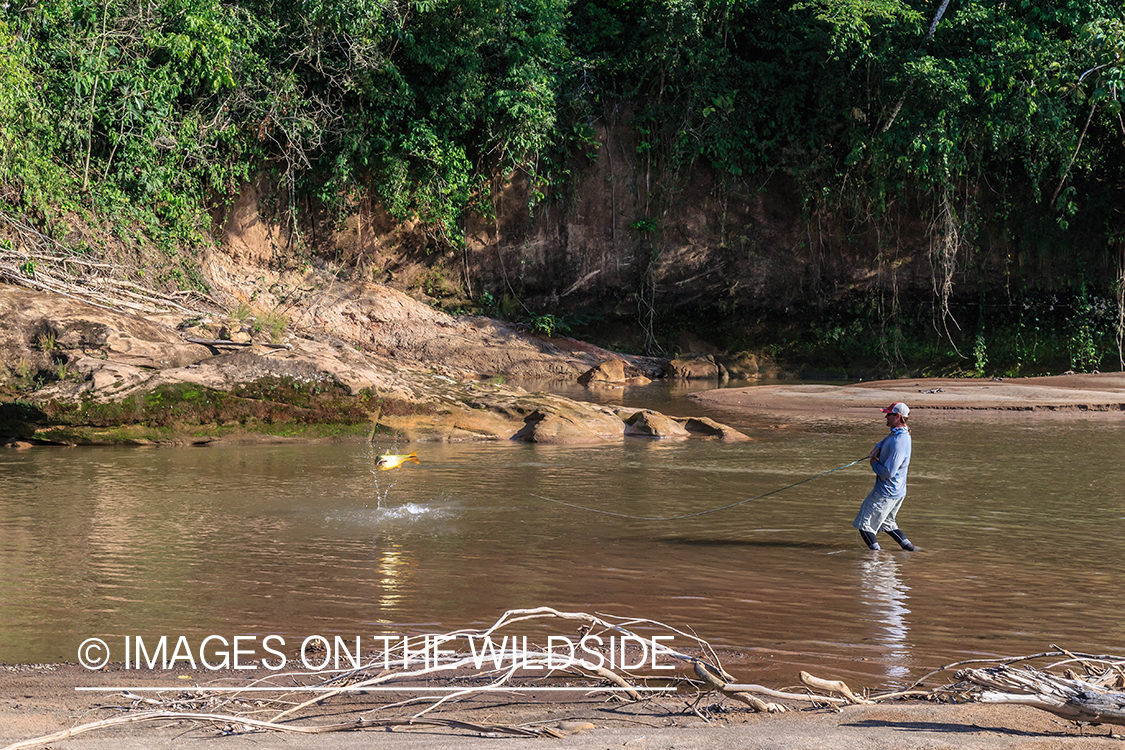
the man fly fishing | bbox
[853,402,915,551]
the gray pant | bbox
[852,490,905,534]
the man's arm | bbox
[871,434,905,480]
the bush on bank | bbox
[0,1,1122,374]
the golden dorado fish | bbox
[376,451,420,471]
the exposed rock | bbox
[77,358,149,396]
[578,359,655,387]
[677,416,752,442]
[578,359,625,385]
[0,284,750,446]
[669,354,727,381]
[722,352,761,380]
[510,403,628,444]
[376,406,520,442]
[201,247,668,382]
[0,286,208,375]
[622,410,691,439]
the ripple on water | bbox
[324,502,449,527]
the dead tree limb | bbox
[958,666,1125,726]
[693,660,786,713]
[799,671,871,704]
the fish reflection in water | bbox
[857,554,912,682]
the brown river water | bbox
[1,383,1123,689]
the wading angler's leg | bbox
[853,490,893,550]
[877,494,914,551]
[859,529,881,551]
[886,528,915,551]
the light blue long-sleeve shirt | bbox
[871,426,911,498]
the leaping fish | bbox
[376,451,420,471]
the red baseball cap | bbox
[881,402,909,417]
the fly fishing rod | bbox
[532,457,868,522]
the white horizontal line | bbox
[77,686,675,693]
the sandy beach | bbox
[2,662,1123,750]
[689,373,1125,421]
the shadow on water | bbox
[659,536,845,551]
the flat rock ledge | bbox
[368,391,750,445]
[0,286,748,446]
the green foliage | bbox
[529,312,566,337]
[567,0,1124,242]
[1,0,1123,354]
[973,334,988,376]
[252,310,288,342]
[250,0,569,242]
[230,303,254,322]
[35,331,56,351]
[1067,286,1104,372]
[17,0,262,223]
[0,17,71,218]
[0,0,570,251]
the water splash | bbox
[369,445,408,508]
[323,502,443,529]
[370,469,395,508]
[376,503,432,520]
[363,446,437,521]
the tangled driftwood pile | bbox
[957,648,1125,726]
[3,609,1124,750]
[0,211,213,318]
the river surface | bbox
[2,384,1123,688]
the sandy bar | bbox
[689,374,1125,422]
[1,664,1120,750]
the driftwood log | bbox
[959,665,1125,726]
